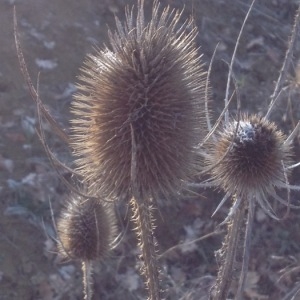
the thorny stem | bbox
[236,197,256,299]
[130,198,161,300]
[210,197,247,300]
[82,261,93,300]
[130,125,161,300]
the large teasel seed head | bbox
[207,114,293,197]
[71,0,206,200]
[57,195,117,261]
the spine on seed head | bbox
[71,0,207,200]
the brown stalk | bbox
[130,124,161,300]
[210,197,247,300]
[266,4,300,118]
[236,198,256,299]
[82,261,93,300]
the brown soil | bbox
[0,0,300,299]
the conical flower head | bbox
[71,1,206,200]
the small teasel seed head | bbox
[207,114,293,197]
[70,1,207,200]
[57,195,117,261]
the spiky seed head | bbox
[207,114,293,197]
[71,1,207,200]
[57,195,117,261]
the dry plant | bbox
[69,1,207,298]
[14,10,119,300]
[14,13,119,298]
[56,194,117,300]
[195,1,300,299]
[14,1,207,299]
[13,0,300,299]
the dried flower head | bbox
[207,114,293,199]
[202,2,300,299]
[71,0,206,200]
[57,195,116,261]
[205,112,299,299]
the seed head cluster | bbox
[206,114,293,198]
[57,195,116,261]
[71,1,206,200]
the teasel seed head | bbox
[206,114,293,198]
[71,1,207,200]
[57,195,117,261]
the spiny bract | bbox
[71,1,207,200]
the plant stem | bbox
[210,197,247,300]
[130,125,161,300]
[266,3,300,118]
[236,197,256,299]
[130,197,161,300]
[82,260,93,300]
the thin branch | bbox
[267,4,300,118]
[200,90,236,147]
[13,7,69,143]
[158,230,223,260]
[224,0,256,122]
[205,42,219,136]
[284,121,300,146]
